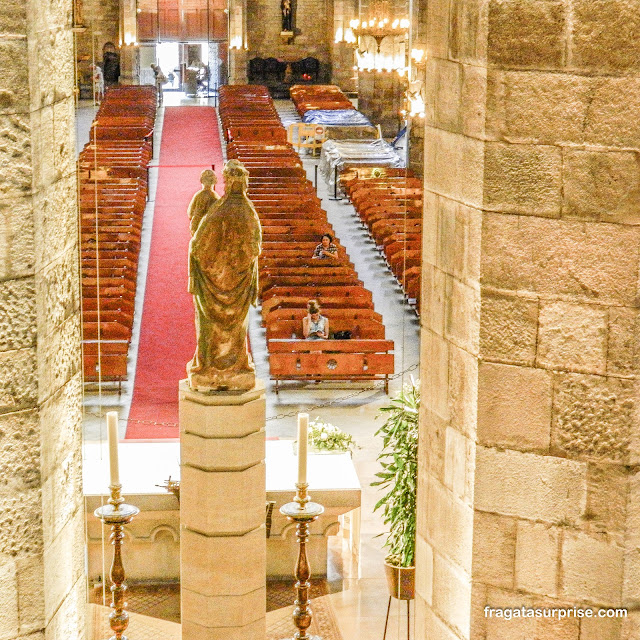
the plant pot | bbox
[384,561,415,600]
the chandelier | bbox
[350,16,409,50]
[348,0,409,72]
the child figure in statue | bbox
[187,169,220,235]
[187,160,262,392]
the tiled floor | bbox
[91,582,181,623]
[79,91,419,639]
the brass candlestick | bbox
[94,484,140,640]
[280,482,325,640]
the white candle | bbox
[297,413,309,485]
[107,411,120,487]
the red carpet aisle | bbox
[126,107,223,439]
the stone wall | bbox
[0,1,85,639]
[75,0,120,63]
[246,0,333,73]
[331,0,357,92]
[406,0,427,175]
[408,118,424,175]
[418,1,640,639]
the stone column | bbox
[330,0,357,93]
[331,42,356,94]
[118,0,139,83]
[228,0,249,85]
[119,44,140,85]
[417,1,640,639]
[179,380,267,640]
[358,70,404,137]
[0,1,86,638]
[229,50,249,85]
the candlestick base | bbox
[280,500,324,520]
[279,485,325,640]
[94,501,140,523]
[94,484,139,523]
[94,485,139,640]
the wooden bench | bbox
[261,294,374,316]
[83,340,129,393]
[267,339,394,393]
[219,85,396,392]
[267,317,385,341]
[227,126,288,144]
[264,307,382,327]
[344,168,423,314]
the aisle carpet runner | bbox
[125,106,224,439]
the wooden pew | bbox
[268,339,394,393]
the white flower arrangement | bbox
[307,417,356,453]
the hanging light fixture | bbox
[350,0,409,73]
[401,46,426,118]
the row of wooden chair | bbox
[289,84,355,117]
[219,85,288,144]
[219,85,394,392]
[79,86,157,390]
[341,167,422,312]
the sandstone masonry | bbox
[418,1,640,639]
[0,0,85,638]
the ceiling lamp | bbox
[349,1,409,51]
[349,1,409,73]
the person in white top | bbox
[92,64,104,102]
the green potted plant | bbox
[372,378,419,600]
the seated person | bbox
[312,233,338,260]
[302,300,329,340]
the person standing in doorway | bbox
[151,64,168,106]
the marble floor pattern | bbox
[79,90,419,639]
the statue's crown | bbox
[223,159,249,179]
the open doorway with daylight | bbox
[140,41,228,96]
[137,0,229,98]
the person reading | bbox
[302,300,329,340]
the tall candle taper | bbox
[107,411,120,487]
[297,413,309,485]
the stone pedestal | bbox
[179,380,267,640]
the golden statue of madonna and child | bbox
[186,159,262,393]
